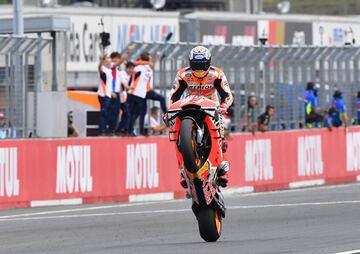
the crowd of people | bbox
[97,49,167,136]
[245,96,276,133]
[304,82,360,131]
[244,82,360,134]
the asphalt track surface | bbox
[1,184,360,254]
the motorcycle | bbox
[165,95,226,242]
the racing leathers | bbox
[170,66,234,188]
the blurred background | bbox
[0,0,359,138]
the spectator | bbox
[97,56,114,136]
[145,106,166,135]
[116,61,135,135]
[305,82,322,128]
[357,91,360,125]
[144,52,167,114]
[258,105,275,132]
[0,112,7,139]
[67,111,79,137]
[108,52,122,135]
[329,90,349,129]
[127,52,153,136]
[247,95,257,133]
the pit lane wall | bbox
[1,127,360,209]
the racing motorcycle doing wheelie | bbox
[165,95,227,242]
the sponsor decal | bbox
[68,22,100,64]
[188,84,214,90]
[231,35,254,46]
[202,35,226,45]
[347,132,360,171]
[126,143,159,190]
[56,145,92,194]
[0,147,19,198]
[291,31,306,45]
[297,136,323,176]
[245,139,273,181]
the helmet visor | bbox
[190,60,210,72]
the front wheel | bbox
[180,118,201,174]
[197,207,222,242]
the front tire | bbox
[197,207,222,242]
[180,118,200,174]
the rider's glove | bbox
[219,103,228,115]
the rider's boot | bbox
[180,170,192,198]
[217,161,229,188]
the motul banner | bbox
[1,127,360,208]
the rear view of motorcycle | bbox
[165,95,227,242]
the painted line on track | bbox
[1,200,360,223]
[128,192,174,203]
[31,198,82,207]
[333,250,360,254]
[289,179,325,189]
[0,200,181,220]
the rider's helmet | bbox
[189,46,211,78]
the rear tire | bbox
[180,118,199,174]
[197,207,222,242]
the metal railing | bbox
[0,34,52,138]
[126,42,360,131]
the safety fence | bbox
[0,35,52,138]
[1,127,360,209]
[128,42,360,131]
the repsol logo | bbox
[245,139,273,181]
[188,85,213,90]
[126,143,159,190]
[347,132,360,172]
[0,147,19,197]
[56,145,92,194]
[297,136,323,176]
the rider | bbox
[169,46,234,188]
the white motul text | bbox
[297,135,324,176]
[126,143,159,190]
[56,145,92,194]
[245,139,273,181]
[0,147,19,197]
[347,132,360,172]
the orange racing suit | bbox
[170,66,234,188]
[170,66,234,108]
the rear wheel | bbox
[180,118,201,174]
[197,207,222,242]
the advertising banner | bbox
[258,20,312,46]
[68,14,179,72]
[312,22,360,46]
[198,20,257,46]
[1,127,359,208]
[285,22,313,45]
